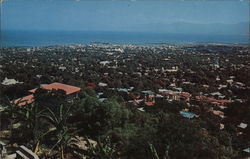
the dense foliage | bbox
[0,44,249,158]
[1,88,248,159]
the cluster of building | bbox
[1,44,249,157]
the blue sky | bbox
[2,0,249,31]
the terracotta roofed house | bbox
[142,90,155,106]
[29,82,81,95]
[195,96,232,105]
[13,94,35,107]
[12,83,81,107]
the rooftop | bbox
[243,148,250,153]
[142,90,155,95]
[29,82,81,95]
[238,123,248,129]
[12,83,81,107]
[1,77,23,86]
[180,111,199,119]
[13,94,35,107]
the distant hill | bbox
[125,21,249,36]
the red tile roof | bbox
[179,92,191,98]
[216,100,232,104]
[195,96,232,105]
[13,94,35,107]
[144,101,155,106]
[29,82,81,95]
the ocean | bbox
[1,30,249,46]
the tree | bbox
[1,97,51,153]
[33,88,67,109]
[42,103,77,159]
[87,136,117,159]
[20,103,50,153]
[99,99,130,131]
[0,97,23,141]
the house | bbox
[180,111,199,119]
[179,92,192,102]
[58,66,67,71]
[243,148,250,153]
[13,95,35,107]
[195,96,232,106]
[159,89,180,101]
[100,61,111,66]
[98,82,108,87]
[13,83,81,107]
[238,123,248,129]
[1,77,23,85]
[142,90,155,106]
[158,89,191,101]
[137,107,145,112]
[29,82,81,96]
[220,123,225,130]
[165,66,178,72]
[211,110,225,118]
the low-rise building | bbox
[13,82,81,107]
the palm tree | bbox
[20,103,50,153]
[1,97,50,153]
[42,103,77,159]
